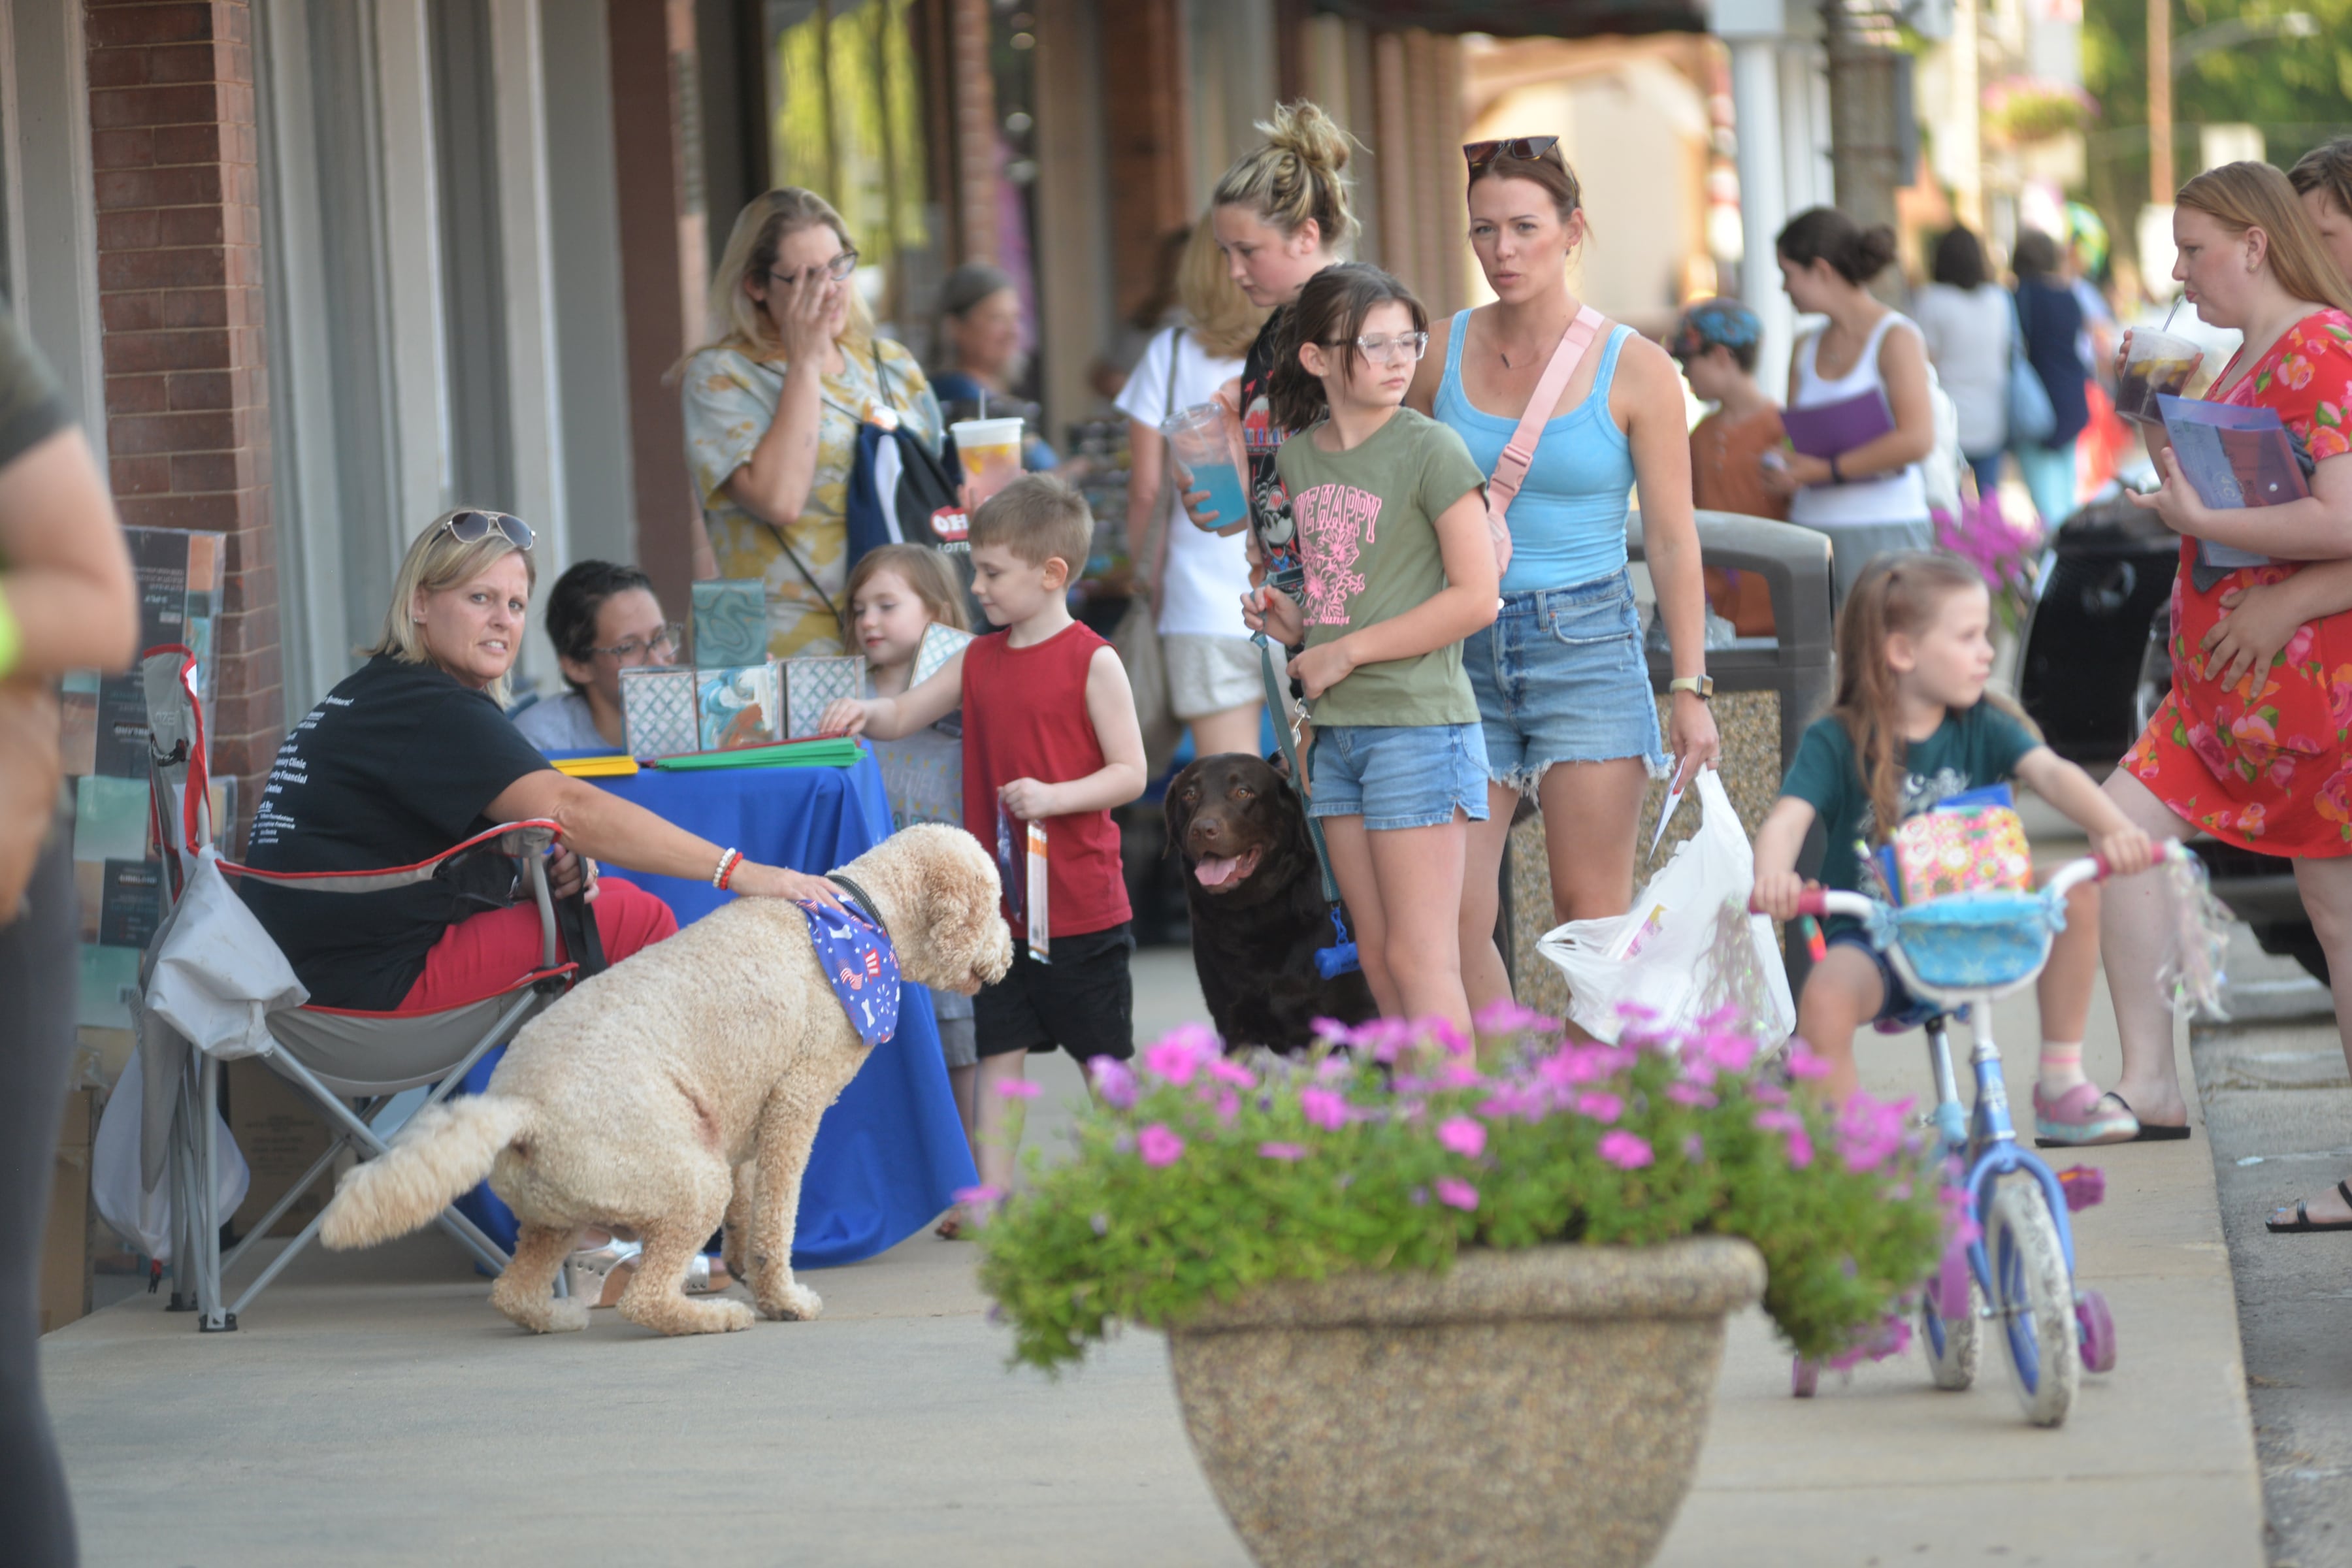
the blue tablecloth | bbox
[455,751,977,1267]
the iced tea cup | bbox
[2116,329,2204,425]
[1162,402,1249,532]
[952,416,1025,508]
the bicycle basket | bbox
[1884,890,2059,999]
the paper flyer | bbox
[1026,821,1050,964]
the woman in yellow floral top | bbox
[681,189,944,658]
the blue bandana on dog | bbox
[802,900,900,1047]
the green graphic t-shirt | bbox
[1273,406,1487,729]
[1780,703,2042,900]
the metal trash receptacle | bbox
[1502,510,1835,1017]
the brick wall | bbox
[85,0,280,832]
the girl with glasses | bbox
[1405,136,1720,1023]
[1242,263,1499,1033]
[680,189,944,659]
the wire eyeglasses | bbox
[588,623,683,662]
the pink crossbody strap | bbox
[1484,304,1605,574]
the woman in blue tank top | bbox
[1408,138,1719,1019]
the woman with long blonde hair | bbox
[1117,218,1273,759]
[680,189,945,657]
[2090,163,2352,1222]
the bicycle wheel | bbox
[1987,1181,2080,1426]
[1919,1254,1981,1392]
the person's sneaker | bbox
[2031,1082,2139,1147]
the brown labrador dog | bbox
[1164,753,1376,1052]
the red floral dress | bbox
[2123,308,2352,855]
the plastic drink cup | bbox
[1162,403,1249,531]
[952,417,1025,508]
[2115,329,2204,425]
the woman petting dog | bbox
[1409,136,1720,1020]
[238,512,845,1301]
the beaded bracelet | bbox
[711,847,742,890]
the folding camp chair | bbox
[134,647,578,1330]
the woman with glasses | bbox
[512,560,679,753]
[240,510,844,1024]
[1407,136,1719,1021]
[680,189,943,658]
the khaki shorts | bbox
[1162,633,1262,720]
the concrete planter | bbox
[1164,1238,1767,1568]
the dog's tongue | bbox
[1194,855,1241,887]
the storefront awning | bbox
[1310,0,1709,37]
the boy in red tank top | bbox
[822,476,1149,1225]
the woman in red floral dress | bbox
[2095,163,2352,1231]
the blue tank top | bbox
[1434,312,1636,595]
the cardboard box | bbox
[39,1090,97,1335]
[227,1058,335,1239]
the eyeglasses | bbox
[1462,137,1561,175]
[768,248,860,288]
[441,510,534,551]
[588,623,682,662]
[1326,331,1430,366]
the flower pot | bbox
[1164,1237,1766,1568]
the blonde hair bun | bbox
[1213,99,1360,252]
[1260,101,1352,178]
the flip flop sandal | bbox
[2031,1083,2140,1147]
[682,1255,730,1296]
[935,1212,966,1241]
[564,1239,642,1308]
[2111,1092,2193,1142]
[2266,1179,2352,1234]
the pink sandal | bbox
[2031,1082,2140,1147]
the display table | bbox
[455,750,977,1267]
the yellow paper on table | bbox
[551,755,640,778]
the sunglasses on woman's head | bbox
[1462,137,1561,174]
[441,510,534,551]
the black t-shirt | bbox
[240,656,554,1009]
[1239,308,1307,593]
[0,310,70,474]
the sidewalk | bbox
[44,935,2264,1565]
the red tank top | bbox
[961,623,1131,939]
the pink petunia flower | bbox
[1137,1123,1186,1168]
[1141,1036,1207,1086]
[1436,1116,1487,1158]
[1434,1175,1480,1211]
[1665,1083,1717,1109]
[1575,1091,1625,1123]
[1597,1130,1655,1170]
[1474,998,1558,1036]
[1257,1141,1310,1161]
[1784,1042,1833,1081]
[1207,1057,1258,1090]
[952,1184,1005,1207]
[994,1079,1042,1100]
[1088,1056,1137,1109]
[1299,1086,1349,1132]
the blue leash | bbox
[1254,631,1360,979]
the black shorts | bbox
[973,923,1135,1063]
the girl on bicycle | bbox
[1752,553,2154,1137]
[1241,263,1498,1032]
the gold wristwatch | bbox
[1669,675,1714,702]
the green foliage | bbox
[975,1015,1944,1373]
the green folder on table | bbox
[649,737,864,772]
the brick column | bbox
[85,0,281,828]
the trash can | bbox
[1503,510,1835,1019]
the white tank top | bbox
[1787,312,1929,527]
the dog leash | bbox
[1254,631,1360,979]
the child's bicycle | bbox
[1765,843,2198,1428]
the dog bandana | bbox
[801,902,900,1047]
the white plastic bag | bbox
[92,1044,248,1261]
[1535,768,1796,1045]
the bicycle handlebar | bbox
[1748,849,2146,920]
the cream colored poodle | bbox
[317,823,1011,1337]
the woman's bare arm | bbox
[0,428,138,676]
[487,768,842,907]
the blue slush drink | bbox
[1163,402,1250,531]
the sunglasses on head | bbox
[441,510,535,551]
[1462,136,1561,175]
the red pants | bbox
[397,877,678,1013]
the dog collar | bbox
[825,873,891,943]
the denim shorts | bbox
[1463,568,1667,792]
[1307,722,1492,832]
[1825,929,1941,1030]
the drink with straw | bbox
[952,416,1025,508]
[1162,402,1250,531]
[2116,304,2204,425]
